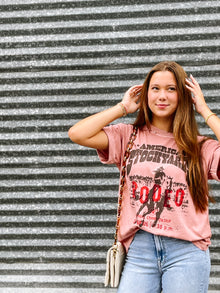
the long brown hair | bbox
[134,61,215,212]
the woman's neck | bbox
[151,119,173,133]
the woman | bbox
[68,61,220,293]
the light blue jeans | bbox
[117,230,210,293]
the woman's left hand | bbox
[186,74,220,142]
[185,74,209,115]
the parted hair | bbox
[134,61,215,212]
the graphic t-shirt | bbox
[97,123,220,252]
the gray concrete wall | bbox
[0,0,219,292]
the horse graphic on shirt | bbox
[135,167,173,228]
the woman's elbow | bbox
[68,126,81,143]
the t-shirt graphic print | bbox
[128,143,188,231]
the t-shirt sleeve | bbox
[202,139,220,181]
[97,123,132,167]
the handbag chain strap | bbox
[114,126,138,246]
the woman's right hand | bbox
[121,84,143,114]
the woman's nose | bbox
[158,90,166,100]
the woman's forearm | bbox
[68,85,142,149]
[185,75,220,142]
[201,108,220,142]
[68,103,124,149]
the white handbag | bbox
[104,241,126,287]
[104,127,138,288]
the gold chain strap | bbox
[114,126,138,245]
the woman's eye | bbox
[152,87,159,90]
[168,87,176,91]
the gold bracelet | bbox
[205,113,216,123]
[118,102,128,116]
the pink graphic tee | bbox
[97,123,220,252]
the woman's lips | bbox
[156,104,169,109]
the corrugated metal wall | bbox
[0,0,219,292]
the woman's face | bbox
[148,70,178,129]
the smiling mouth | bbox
[156,104,169,109]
